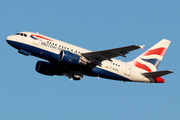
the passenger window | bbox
[24,34,27,37]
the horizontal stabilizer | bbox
[142,70,173,78]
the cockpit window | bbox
[15,33,20,35]
[15,33,27,37]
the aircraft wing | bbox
[82,45,145,65]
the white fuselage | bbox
[6,32,151,83]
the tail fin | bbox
[132,39,171,72]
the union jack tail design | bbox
[132,39,171,72]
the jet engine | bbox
[35,61,54,76]
[50,50,90,65]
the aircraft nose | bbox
[6,36,11,45]
[6,35,16,47]
[6,36,11,44]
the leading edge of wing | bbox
[82,45,145,62]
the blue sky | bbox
[0,0,179,120]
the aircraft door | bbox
[33,38,39,45]
[125,64,131,76]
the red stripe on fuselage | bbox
[143,47,167,56]
[133,61,152,72]
[31,34,53,41]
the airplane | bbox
[6,31,173,83]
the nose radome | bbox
[6,35,14,41]
[6,36,11,44]
[6,35,16,45]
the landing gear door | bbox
[125,64,131,76]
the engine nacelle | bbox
[35,61,84,80]
[35,61,54,76]
[50,50,90,65]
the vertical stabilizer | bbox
[132,39,171,72]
